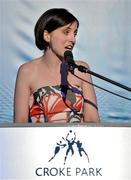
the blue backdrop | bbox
[0,0,131,123]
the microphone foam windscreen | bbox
[64,50,74,63]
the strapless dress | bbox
[28,84,84,123]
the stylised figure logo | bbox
[49,130,90,165]
[75,140,90,163]
[48,137,66,162]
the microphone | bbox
[64,50,131,92]
[64,50,78,73]
[64,50,74,63]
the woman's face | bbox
[44,21,78,57]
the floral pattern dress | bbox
[29,84,84,123]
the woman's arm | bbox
[76,61,100,123]
[14,64,31,123]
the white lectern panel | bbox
[0,125,131,180]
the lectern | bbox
[0,123,131,180]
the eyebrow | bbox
[64,26,78,33]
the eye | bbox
[74,32,77,37]
[63,29,70,35]
[74,30,78,36]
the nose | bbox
[68,33,76,44]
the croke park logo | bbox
[35,130,102,177]
[48,130,90,165]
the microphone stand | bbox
[68,62,131,92]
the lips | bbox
[65,45,73,50]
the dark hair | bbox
[34,8,79,51]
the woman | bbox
[14,8,100,123]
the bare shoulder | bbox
[17,57,42,76]
[75,60,90,68]
[72,59,93,84]
[75,60,91,76]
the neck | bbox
[43,49,62,68]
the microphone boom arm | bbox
[68,62,131,92]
